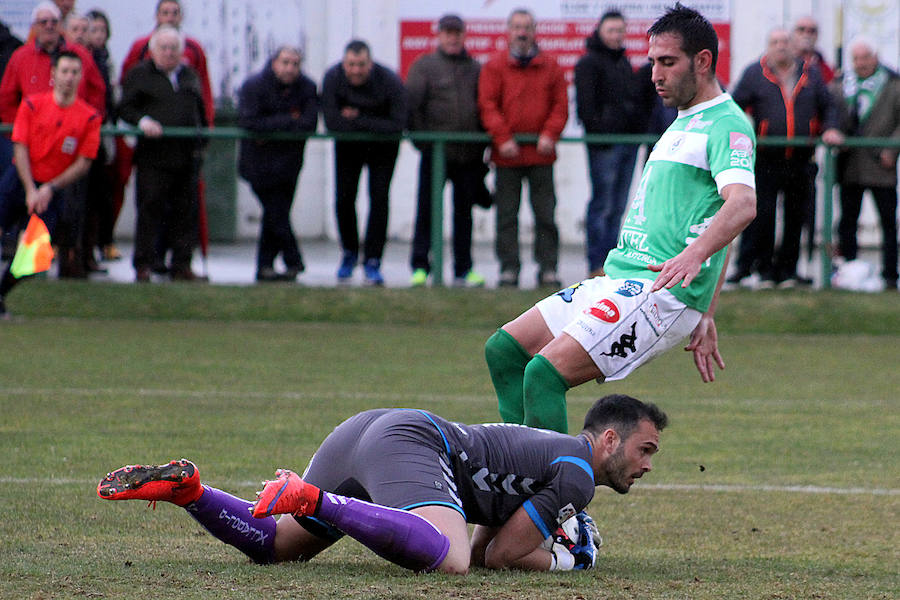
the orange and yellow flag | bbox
[10,215,54,278]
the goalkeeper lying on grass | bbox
[98,394,664,574]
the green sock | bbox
[484,329,531,424]
[523,355,570,434]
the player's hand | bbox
[879,149,896,170]
[340,106,359,119]
[685,313,725,383]
[26,185,53,215]
[648,249,703,291]
[498,139,519,158]
[536,134,556,156]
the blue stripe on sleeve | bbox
[522,499,552,540]
[550,456,595,482]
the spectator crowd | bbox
[0,1,897,317]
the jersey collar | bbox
[677,92,732,119]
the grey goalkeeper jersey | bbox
[433,412,596,537]
[303,408,597,540]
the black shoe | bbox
[499,270,519,288]
[537,271,562,288]
[725,270,750,285]
[0,296,9,321]
[282,264,304,281]
[171,268,208,282]
[256,267,281,282]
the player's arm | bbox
[481,505,552,571]
[684,245,730,382]
[12,142,48,213]
[649,182,756,291]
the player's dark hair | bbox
[344,39,370,57]
[582,394,668,439]
[599,10,625,26]
[86,9,111,41]
[52,50,82,67]
[647,2,718,71]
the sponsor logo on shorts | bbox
[555,281,584,303]
[585,299,620,323]
[615,279,645,297]
[600,322,638,358]
[557,503,577,524]
[639,303,663,336]
[576,321,596,336]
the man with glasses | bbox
[791,17,835,84]
[0,1,105,124]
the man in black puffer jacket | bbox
[574,10,641,277]
[238,46,319,282]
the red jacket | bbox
[478,50,568,167]
[121,33,215,126]
[0,39,106,123]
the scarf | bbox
[844,65,889,126]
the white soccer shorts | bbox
[535,276,702,382]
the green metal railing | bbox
[4,122,897,287]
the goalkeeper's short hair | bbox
[582,394,668,440]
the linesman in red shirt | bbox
[0,51,100,318]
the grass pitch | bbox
[1,281,897,599]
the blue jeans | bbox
[585,144,638,271]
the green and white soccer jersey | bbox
[604,93,756,312]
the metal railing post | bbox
[821,145,836,288]
[429,139,447,286]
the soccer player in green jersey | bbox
[485,3,758,434]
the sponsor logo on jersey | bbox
[585,299,620,323]
[600,322,638,358]
[669,133,686,153]
[685,113,712,131]
[640,303,663,336]
[555,281,584,303]
[615,279,644,297]
[729,132,752,152]
[730,132,753,168]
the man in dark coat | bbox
[729,28,843,288]
[833,38,900,290]
[574,10,641,278]
[118,25,207,282]
[407,14,488,288]
[321,39,407,285]
[238,46,319,282]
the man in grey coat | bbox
[408,14,490,288]
[834,37,900,290]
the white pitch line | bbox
[2,477,897,497]
[0,386,488,403]
[641,483,899,496]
